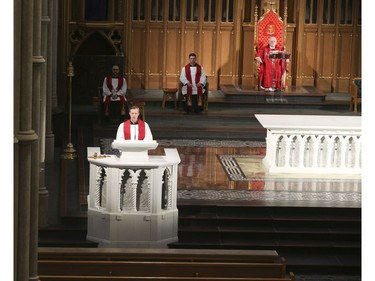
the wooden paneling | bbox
[183,28,199,59]
[148,74,163,89]
[219,29,234,77]
[201,27,215,77]
[284,27,295,86]
[130,27,146,88]
[301,31,318,80]
[165,28,181,88]
[336,31,353,78]
[166,29,181,76]
[319,31,335,78]
[241,25,254,89]
[352,32,361,77]
[148,28,164,75]
[336,31,354,91]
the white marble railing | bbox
[255,114,361,176]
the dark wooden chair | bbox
[97,86,130,122]
[351,77,361,112]
[162,88,178,110]
[178,81,209,112]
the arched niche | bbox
[70,31,124,105]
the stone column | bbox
[45,0,56,163]
[14,0,39,280]
[38,0,50,228]
[283,135,292,168]
[297,135,306,168]
[30,0,45,280]
[353,138,361,169]
[312,136,320,168]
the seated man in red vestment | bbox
[102,64,128,116]
[179,53,207,114]
[255,37,288,92]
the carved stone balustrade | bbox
[255,114,361,177]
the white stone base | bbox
[87,236,178,248]
[87,209,179,248]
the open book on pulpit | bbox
[268,50,290,60]
[111,140,158,161]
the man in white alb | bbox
[179,52,207,113]
[102,64,128,116]
[116,106,153,141]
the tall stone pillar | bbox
[45,0,58,163]
[38,0,51,228]
[30,0,45,279]
[14,0,39,280]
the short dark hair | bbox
[188,52,196,58]
[130,105,140,111]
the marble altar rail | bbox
[255,114,361,177]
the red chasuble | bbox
[123,119,146,140]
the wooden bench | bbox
[351,77,361,112]
[38,248,279,263]
[38,260,293,279]
[39,275,295,281]
[38,248,294,281]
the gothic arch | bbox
[70,29,123,56]
[69,29,125,104]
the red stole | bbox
[106,75,124,91]
[123,119,146,140]
[184,64,203,95]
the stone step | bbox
[169,204,361,276]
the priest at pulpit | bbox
[116,105,153,141]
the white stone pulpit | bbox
[86,140,181,248]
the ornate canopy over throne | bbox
[254,2,289,90]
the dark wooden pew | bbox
[39,260,286,278]
[39,275,295,281]
[38,248,280,263]
[38,248,295,281]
